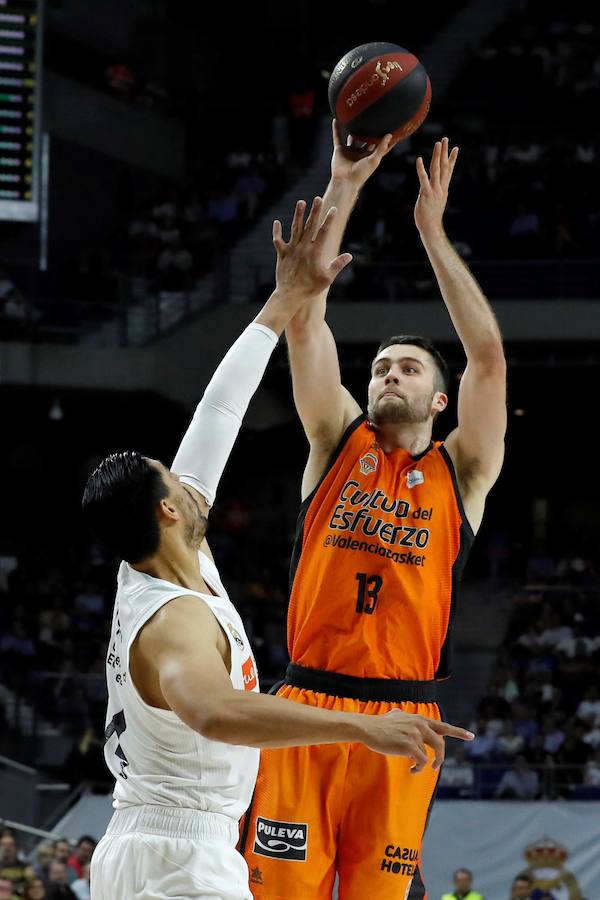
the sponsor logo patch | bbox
[253,817,308,862]
[380,844,419,876]
[406,469,424,488]
[242,656,257,691]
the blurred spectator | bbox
[496,721,525,759]
[46,863,76,900]
[576,686,600,724]
[0,879,18,900]
[584,749,600,785]
[70,864,90,900]
[441,867,484,900]
[510,874,533,900]
[65,727,106,787]
[438,746,474,796]
[0,834,27,892]
[32,844,56,884]
[66,839,95,882]
[495,756,540,799]
[23,879,47,899]
[467,719,497,761]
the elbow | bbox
[196,708,239,745]
[471,342,506,374]
[195,708,223,742]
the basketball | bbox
[328,42,431,144]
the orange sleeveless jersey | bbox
[287,416,474,681]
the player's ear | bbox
[157,498,179,525]
[432,392,448,414]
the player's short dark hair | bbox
[82,451,169,564]
[513,873,533,885]
[375,335,449,394]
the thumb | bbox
[327,252,353,281]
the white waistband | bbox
[106,805,239,842]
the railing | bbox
[1,257,599,347]
[438,762,600,801]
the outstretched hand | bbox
[330,119,399,190]
[414,136,459,239]
[273,196,352,299]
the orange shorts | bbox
[240,684,440,900]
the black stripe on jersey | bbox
[289,413,366,594]
[435,444,476,680]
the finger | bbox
[327,251,353,280]
[421,726,445,771]
[347,134,354,148]
[272,219,285,254]
[429,719,475,741]
[303,195,323,239]
[430,140,441,187]
[416,156,431,192]
[313,204,337,244]
[372,133,393,164]
[290,200,306,245]
[409,745,428,774]
[447,146,459,181]
[332,118,342,150]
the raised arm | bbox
[137,594,473,770]
[285,121,397,496]
[414,138,507,532]
[171,197,353,510]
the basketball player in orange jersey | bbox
[242,126,507,899]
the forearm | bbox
[201,689,364,749]
[171,321,278,504]
[287,178,359,336]
[420,228,504,363]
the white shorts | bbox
[90,805,252,899]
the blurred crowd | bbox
[0,829,94,900]
[441,550,600,799]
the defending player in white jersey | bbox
[83,196,474,899]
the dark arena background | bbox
[0,1,599,898]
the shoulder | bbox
[138,595,220,657]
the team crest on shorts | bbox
[226,622,245,651]
[359,452,378,476]
[253,817,308,862]
[406,469,424,488]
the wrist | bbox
[329,176,361,203]
[254,289,295,336]
[345,712,368,743]
[418,224,446,247]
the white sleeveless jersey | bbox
[103,550,260,822]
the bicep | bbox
[150,597,234,733]
[287,321,360,447]
[449,356,507,487]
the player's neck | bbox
[372,421,433,456]
[135,538,206,592]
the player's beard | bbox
[182,490,208,549]
[368,390,435,426]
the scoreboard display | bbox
[0,0,41,221]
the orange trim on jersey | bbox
[287,417,473,681]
